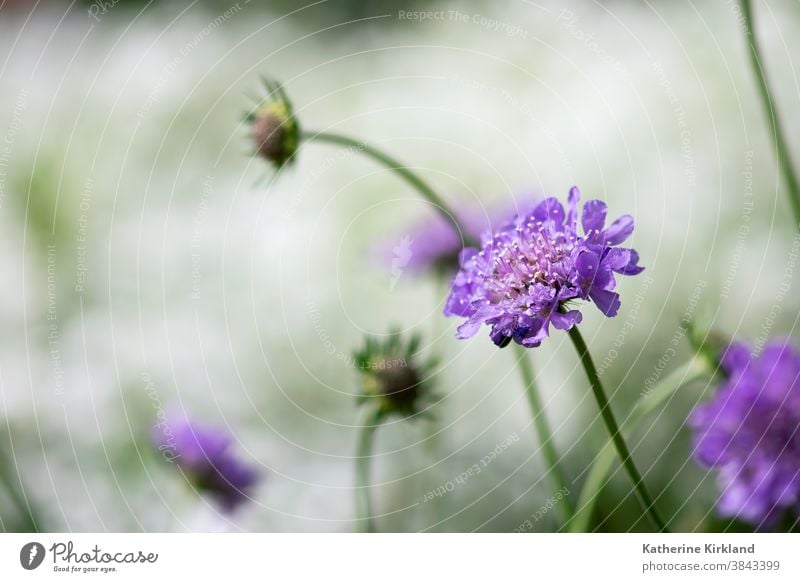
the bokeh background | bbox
[1,0,799,532]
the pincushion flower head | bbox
[444,187,643,348]
[244,77,299,169]
[153,416,259,512]
[690,338,800,527]
[354,331,437,418]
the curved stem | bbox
[355,408,383,533]
[301,130,476,246]
[738,0,800,227]
[515,345,574,522]
[567,327,669,532]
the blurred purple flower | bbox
[154,416,258,513]
[379,211,489,283]
[443,187,643,348]
[690,338,800,527]
[375,200,536,283]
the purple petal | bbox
[581,199,607,236]
[455,317,483,339]
[721,341,751,375]
[574,250,600,292]
[518,318,550,347]
[589,288,621,317]
[566,186,580,232]
[551,309,582,330]
[617,249,644,275]
[532,197,566,230]
[575,250,599,276]
[444,292,472,317]
[593,267,616,292]
[489,318,514,346]
[602,248,631,271]
[603,215,634,245]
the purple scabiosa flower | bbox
[153,416,259,512]
[690,338,800,527]
[444,187,643,348]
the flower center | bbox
[482,222,575,302]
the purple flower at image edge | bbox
[153,417,259,513]
[690,338,800,528]
[444,186,643,348]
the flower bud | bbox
[245,78,299,169]
[354,332,436,418]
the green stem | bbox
[355,408,383,533]
[0,441,38,532]
[301,130,476,246]
[568,358,709,532]
[515,345,574,522]
[738,0,800,227]
[567,327,669,532]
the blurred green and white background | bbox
[1,0,799,532]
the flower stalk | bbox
[301,130,475,246]
[738,0,800,227]
[355,408,383,533]
[569,357,710,532]
[567,326,669,532]
[515,345,574,522]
